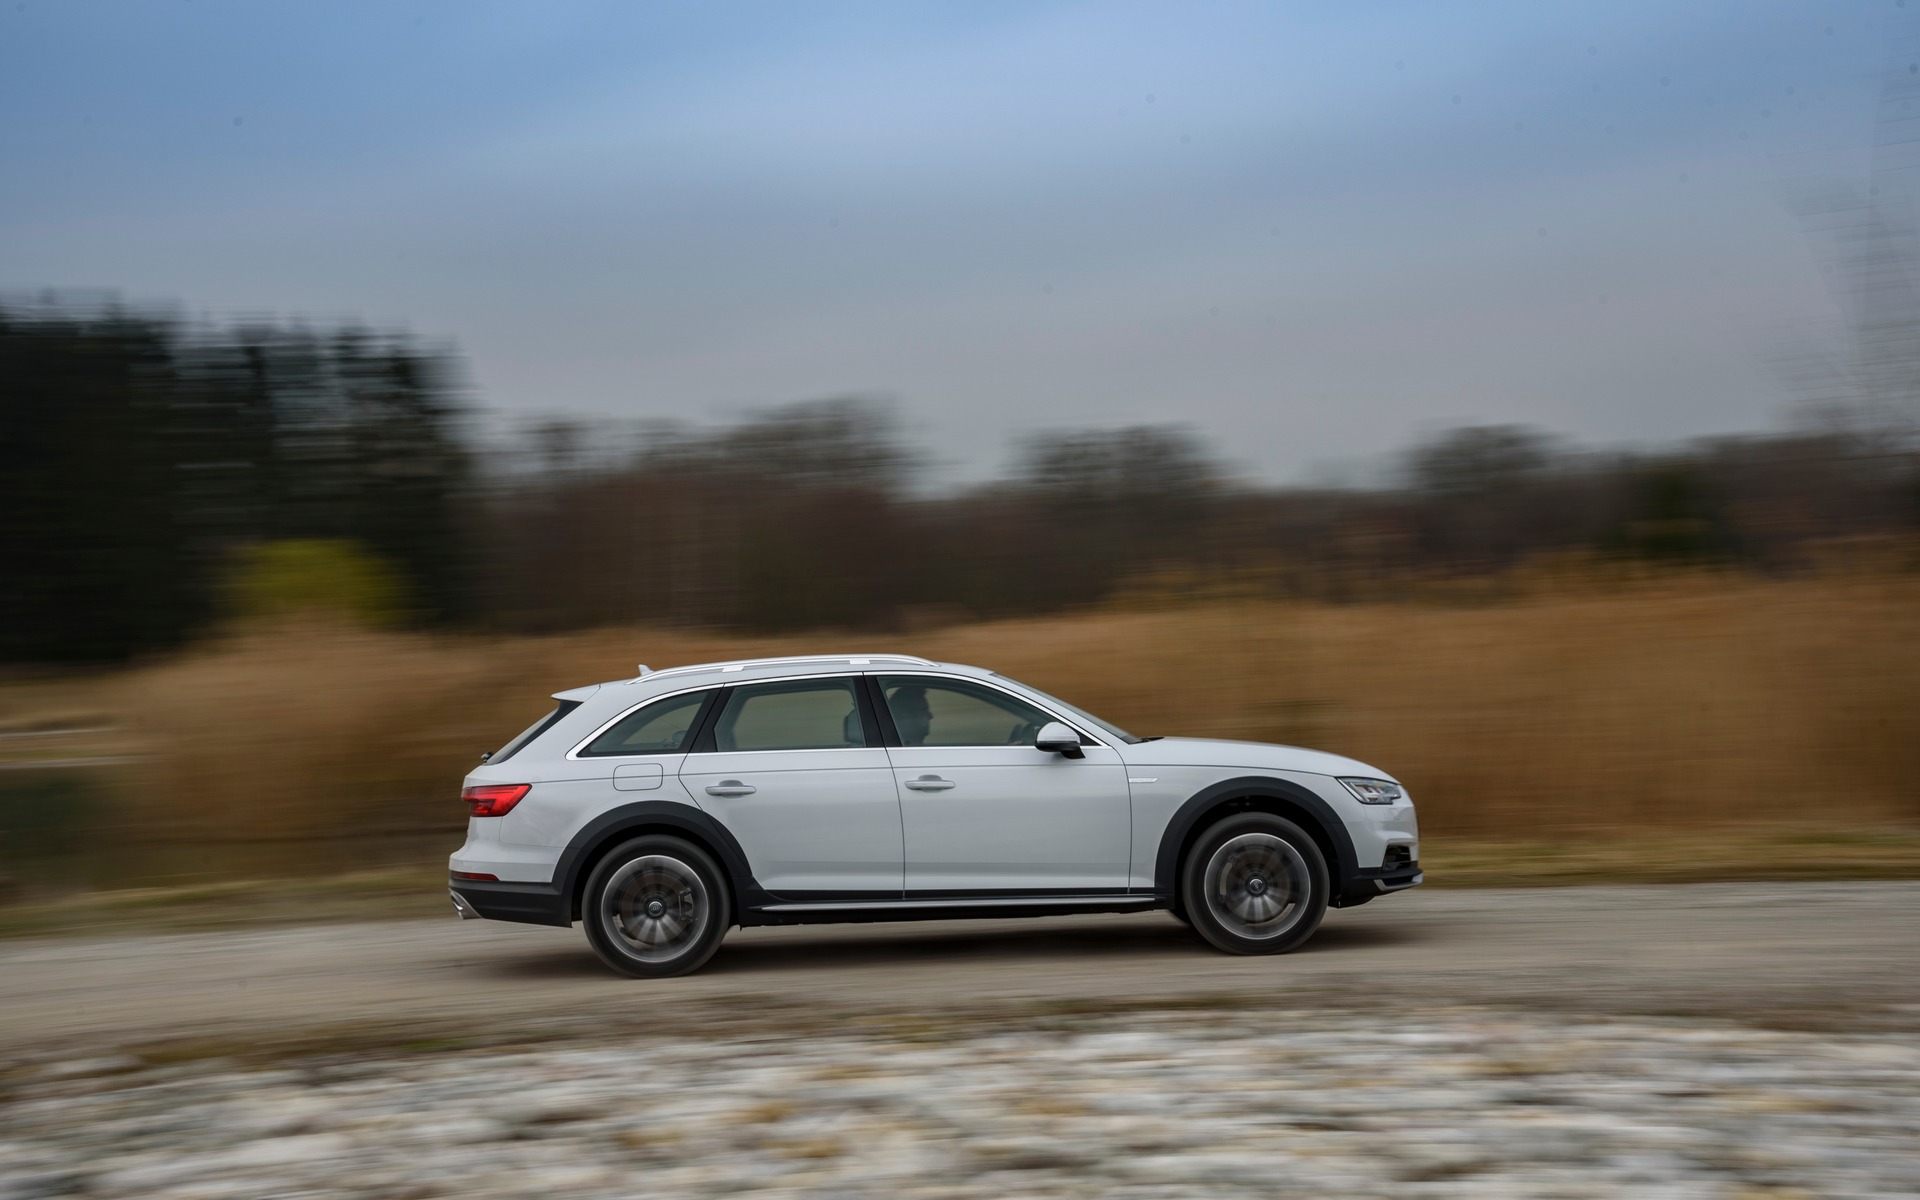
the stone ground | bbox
[6,1005,1920,1199]
[5,884,1919,1198]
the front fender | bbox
[1152,776,1359,900]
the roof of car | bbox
[636,653,939,681]
[554,654,990,702]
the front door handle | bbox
[704,780,756,797]
[903,775,955,792]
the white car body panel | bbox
[453,815,574,882]
[501,777,648,848]
[448,655,1421,922]
[1119,736,1388,780]
[678,746,903,894]
[887,743,1131,891]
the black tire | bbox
[582,835,731,978]
[1180,812,1328,955]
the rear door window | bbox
[708,678,867,752]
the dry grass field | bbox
[3,571,1917,906]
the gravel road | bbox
[6,883,1920,1198]
[4,882,1918,1050]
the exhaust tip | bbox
[449,889,481,920]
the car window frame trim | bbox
[568,670,1104,760]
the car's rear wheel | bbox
[1181,813,1328,955]
[582,835,730,978]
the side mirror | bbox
[1034,721,1085,759]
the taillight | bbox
[464,784,531,817]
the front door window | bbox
[880,677,1054,748]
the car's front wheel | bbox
[1181,812,1328,955]
[582,835,731,978]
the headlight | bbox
[1338,777,1404,805]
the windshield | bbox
[993,675,1139,744]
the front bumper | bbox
[1364,863,1423,892]
[448,876,571,927]
[1337,861,1422,907]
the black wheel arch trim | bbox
[554,798,773,923]
[1154,776,1358,902]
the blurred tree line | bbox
[486,407,1917,633]
[1,303,467,662]
[4,299,1918,664]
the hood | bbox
[1119,736,1394,782]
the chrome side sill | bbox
[760,895,1158,914]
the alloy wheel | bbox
[600,854,709,964]
[1201,832,1311,940]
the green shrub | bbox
[225,539,407,628]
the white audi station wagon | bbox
[449,654,1421,977]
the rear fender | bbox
[555,799,772,923]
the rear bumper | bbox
[448,876,571,927]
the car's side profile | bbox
[449,654,1421,977]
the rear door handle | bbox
[704,780,756,797]
[903,775,955,792]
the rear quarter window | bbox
[581,691,713,756]
[489,700,582,764]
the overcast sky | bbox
[0,0,1899,483]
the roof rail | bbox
[630,654,938,683]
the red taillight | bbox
[464,784,531,817]
[451,870,499,881]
